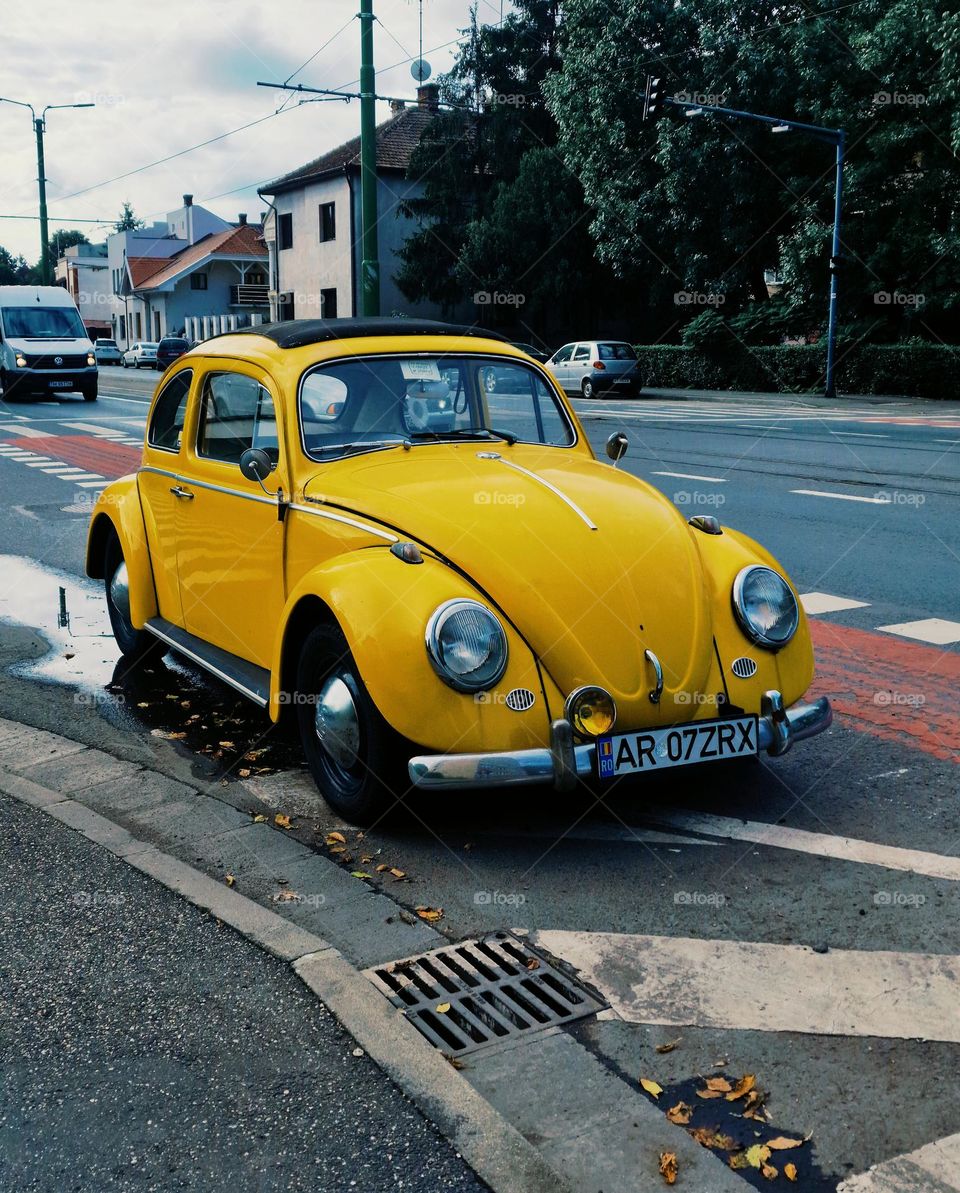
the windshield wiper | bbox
[310,439,406,456]
[407,427,518,445]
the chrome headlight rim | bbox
[564,684,617,739]
[732,564,800,650]
[425,598,508,694]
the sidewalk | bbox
[0,791,487,1193]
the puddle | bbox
[0,555,305,779]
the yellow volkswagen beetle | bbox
[85,319,831,822]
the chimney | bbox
[183,193,193,207]
[238,213,247,225]
[390,98,406,113]
[259,211,267,224]
[417,84,439,112]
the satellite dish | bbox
[411,58,432,82]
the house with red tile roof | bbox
[259,85,449,321]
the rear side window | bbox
[597,342,637,360]
[197,372,278,466]
[572,344,590,361]
[148,370,192,452]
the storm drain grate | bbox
[366,931,608,1056]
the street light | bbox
[0,97,95,284]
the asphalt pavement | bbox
[0,369,959,1192]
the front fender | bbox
[270,549,557,752]
[85,476,158,630]
[690,524,815,710]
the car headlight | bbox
[87,352,96,366]
[15,353,27,368]
[565,686,617,738]
[426,599,508,693]
[732,565,799,649]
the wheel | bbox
[296,623,405,824]
[82,384,97,402]
[104,536,161,664]
[121,358,128,368]
[483,367,497,392]
[581,378,596,400]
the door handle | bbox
[170,485,194,500]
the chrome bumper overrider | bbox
[406,690,832,791]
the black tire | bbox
[82,383,97,402]
[581,378,595,400]
[296,623,405,824]
[104,535,161,664]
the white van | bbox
[0,286,98,401]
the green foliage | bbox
[0,245,35,285]
[41,228,89,276]
[114,201,145,232]
[680,309,728,349]
[633,343,960,399]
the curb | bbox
[0,766,569,1193]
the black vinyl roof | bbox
[229,318,510,350]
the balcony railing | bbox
[229,283,270,307]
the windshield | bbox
[2,306,86,339]
[597,342,637,360]
[299,354,575,460]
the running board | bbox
[144,617,271,707]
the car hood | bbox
[6,336,93,354]
[302,444,715,711]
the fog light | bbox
[15,354,27,368]
[565,685,616,738]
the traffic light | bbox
[643,75,663,121]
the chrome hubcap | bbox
[314,675,360,769]
[110,561,131,623]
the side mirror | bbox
[239,446,273,485]
[605,431,628,466]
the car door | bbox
[138,368,194,625]
[174,363,289,669]
[548,343,574,389]
[570,342,591,391]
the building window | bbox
[135,312,143,339]
[278,213,293,251]
[154,312,162,340]
[191,273,208,290]
[118,315,126,341]
[320,288,337,319]
[319,202,336,242]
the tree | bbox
[0,245,34,286]
[547,0,960,343]
[114,201,145,232]
[39,228,89,278]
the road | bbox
[1,368,958,1191]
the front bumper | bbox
[407,690,832,791]
[6,367,97,393]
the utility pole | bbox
[644,81,845,398]
[0,97,94,285]
[358,0,381,316]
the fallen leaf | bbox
[224,874,235,887]
[436,1002,451,1013]
[743,1089,767,1120]
[136,701,150,709]
[658,1152,678,1185]
[761,1162,779,1180]
[640,1078,663,1098]
[697,1089,724,1100]
[689,1127,737,1151]
[656,1037,682,1054]
[416,906,443,922]
[744,1143,772,1169]
[389,868,406,879]
[766,1136,804,1151]
[238,768,251,778]
[726,1074,757,1101]
[325,831,346,845]
[446,1055,466,1070]
[328,844,347,854]
[351,871,372,879]
[706,1076,733,1092]
[218,741,236,749]
[526,957,540,970]
[272,890,301,903]
[784,1162,798,1181]
[666,1101,692,1125]
[275,814,292,829]
[376,863,390,872]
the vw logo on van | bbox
[54,356,63,365]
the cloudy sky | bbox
[1,0,501,262]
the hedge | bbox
[632,344,960,400]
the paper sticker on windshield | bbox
[400,359,442,382]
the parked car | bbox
[86,317,830,823]
[156,336,189,371]
[94,338,122,366]
[122,342,159,369]
[546,340,640,398]
[0,285,98,401]
[510,341,550,363]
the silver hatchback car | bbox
[545,340,640,399]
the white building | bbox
[260,86,449,321]
[56,242,112,340]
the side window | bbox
[552,345,573,364]
[572,344,590,361]
[482,365,575,447]
[197,372,278,466]
[148,370,192,452]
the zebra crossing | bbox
[577,396,960,430]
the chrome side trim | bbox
[480,453,598,530]
[143,621,269,707]
[287,503,398,542]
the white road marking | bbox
[837,1132,960,1192]
[97,394,151,406]
[42,467,92,477]
[54,472,104,482]
[932,438,959,446]
[651,470,727,483]
[800,591,871,615]
[828,431,890,438]
[531,930,960,1043]
[792,488,893,504]
[37,465,81,474]
[0,425,54,438]
[74,480,109,488]
[59,421,124,436]
[21,458,55,466]
[878,618,960,645]
[646,808,960,882]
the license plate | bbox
[613,377,630,385]
[597,715,758,779]
[49,380,72,388]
